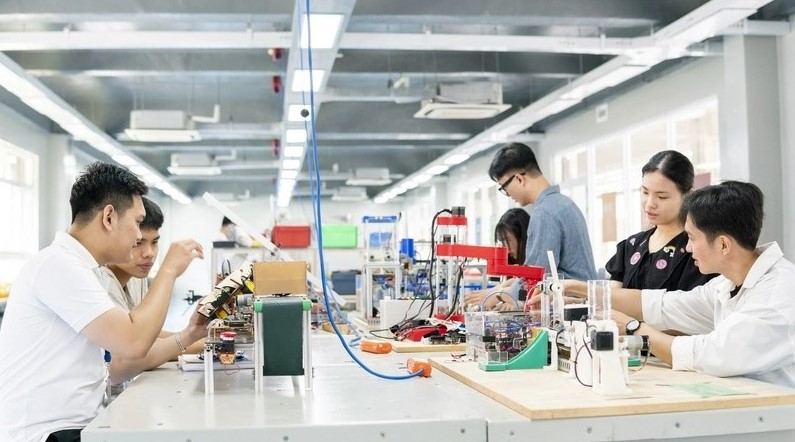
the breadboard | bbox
[429,358,795,420]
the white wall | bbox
[0,104,74,248]
[542,57,723,157]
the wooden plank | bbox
[429,358,795,420]
[320,322,353,335]
[389,339,466,353]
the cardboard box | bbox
[253,261,307,295]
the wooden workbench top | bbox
[429,358,795,420]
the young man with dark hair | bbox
[604,181,795,387]
[102,197,206,385]
[105,196,164,311]
[0,162,203,441]
[466,142,596,309]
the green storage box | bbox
[321,224,358,248]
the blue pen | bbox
[103,350,112,406]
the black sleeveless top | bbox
[605,228,717,291]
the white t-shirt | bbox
[0,232,116,442]
[101,266,148,312]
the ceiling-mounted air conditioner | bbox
[124,108,218,142]
[331,186,368,202]
[345,168,392,186]
[414,82,511,120]
[167,153,221,176]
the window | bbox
[554,100,719,268]
[0,140,38,285]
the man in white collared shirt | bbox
[0,162,204,442]
[608,181,795,388]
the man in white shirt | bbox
[607,181,795,388]
[0,162,203,442]
[102,196,206,384]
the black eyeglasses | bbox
[497,173,524,196]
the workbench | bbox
[83,333,795,442]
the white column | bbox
[779,19,795,258]
[720,35,783,245]
[42,135,73,246]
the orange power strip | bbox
[361,340,392,354]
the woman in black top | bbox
[554,150,717,302]
[606,150,716,291]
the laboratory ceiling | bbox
[0,0,793,202]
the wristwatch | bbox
[625,319,643,335]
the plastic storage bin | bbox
[331,270,360,295]
[362,215,398,262]
[321,224,358,248]
[271,225,311,248]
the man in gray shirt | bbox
[490,143,596,282]
[464,143,596,310]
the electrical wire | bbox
[444,260,466,320]
[427,209,452,316]
[298,0,420,380]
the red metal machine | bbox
[435,243,545,294]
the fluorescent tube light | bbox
[426,165,450,175]
[285,129,307,143]
[412,174,432,185]
[111,154,138,166]
[291,70,326,92]
[282,159,301,170]
[279,178,297,189]
[288,104,312,121]
[444,154,470,165]
[280,169,299,179]
[300,14,344,49]
[283,145,305,158]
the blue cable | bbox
[297,0,420,380]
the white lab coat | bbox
[641,242,795,388]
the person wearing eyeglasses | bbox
[489,143,597,286]
[464,143,596,311]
